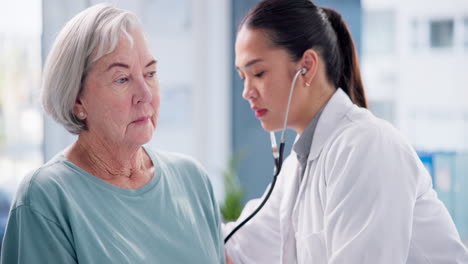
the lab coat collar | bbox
[307,88,355,162]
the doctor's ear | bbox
[300,49,319,85]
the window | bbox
[464,18,468,48]
[430,19,454,48]
[411,19,420,50]
[0,1,42,188]
[0,0,42,249]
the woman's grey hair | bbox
[41,3,141,134]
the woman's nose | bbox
[133,78,153,104]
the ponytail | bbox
[322,8,367,108]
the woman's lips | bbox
[253,108,268,118]
[132,116,151,125]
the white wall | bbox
[362,0,468,151]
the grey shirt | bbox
[293,106,325,179]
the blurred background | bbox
[1,0,467,250]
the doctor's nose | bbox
[242,80,258,101]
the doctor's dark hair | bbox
[240,0,367,108]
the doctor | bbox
[223,0,468,263]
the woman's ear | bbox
[301,49,319,87]
[73,97,87,120]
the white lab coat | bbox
[223,89,468,264]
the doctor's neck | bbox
[293,76,335,135]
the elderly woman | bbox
[0,4,225,263]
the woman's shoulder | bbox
[146,148,204,169]
[145,148,216,204]
[145,147,210,182]
[11,154,72,211]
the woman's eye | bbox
[254,71,265,78]
[146,71,157,78]
[115,77,128,84]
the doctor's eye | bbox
[237,72,245,81]
[254,71,265,78]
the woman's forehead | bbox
[94,31,154,70]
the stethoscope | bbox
[224,67,307,244]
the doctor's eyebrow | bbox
[236,58,264,70]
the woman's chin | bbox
[127,129,154,146]
[260,121,282,132]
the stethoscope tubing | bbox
[224,68,305,244]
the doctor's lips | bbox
[252,107,268,118]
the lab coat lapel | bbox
[307,89,355,163]
[288,89,355,263]
[280,89,356,263]
[279,153,301,264]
